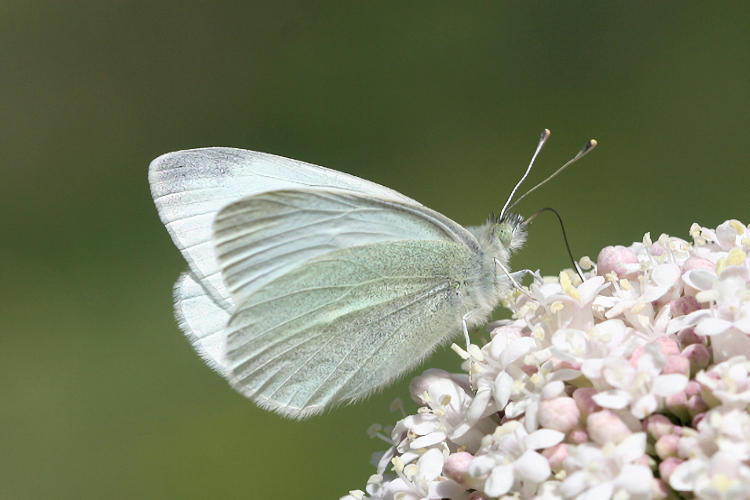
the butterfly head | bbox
[493,212,527,252]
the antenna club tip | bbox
[590,139,598,147]
[543,128,551,137]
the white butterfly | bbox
[149,131,594,419]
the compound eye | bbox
[496,222,514,246]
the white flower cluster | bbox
[341,220,750,500]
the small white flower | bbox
[593,342,688,418]
[398,368,495,452]
[560,433,652,499]
[468,421,563,498]
[696,355,750,407]
[670,451,750,499]
[677,406,750,462]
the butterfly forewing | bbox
[149,148,421,308]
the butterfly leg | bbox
[462,313,475,391]
[494,258,534,298]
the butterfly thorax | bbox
[463,213,527,326]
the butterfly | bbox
[148,130,594,418]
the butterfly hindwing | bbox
[222,240,479,418]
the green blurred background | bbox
[2,2,747,498]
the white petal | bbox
[616,464,654,494]
[514,450,551,483]
[525,429,565,450]
[468,455,496,477]
[669,459,705,491]
[416,448,444,481]
[467,384,492,423]
[631,394,658,419]
[450,422,471,441]
[428,478,467,500]
[579,482,614,500]
[652,263,681,287]
[640,284,669,302]
[494,371,513,409]
[667,309,713,334]
[541,380,565,399]
[410,431,447,449]
[559,471,587,498]
[577,276,607,301]
[696,317,733,336]
[488,334,510,359]
[616,432,647,463]
[682,269,717,291]
[592,389,631,409]
[484,464,514,497]
[500,337,537,367]
[581,359,604,379]
[734,316,750,333]
[652,373,688,397]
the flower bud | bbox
[572,388,601,417]
[587,410,632,445]
[682,344,710,374]
[658,457,683,483]
[669,296,700,316]
[542,443,568,470]
[597,245,639,277]
[538,397,580,433]
[655,434,680,459]
[677,327,704,346]
[569,427,588,444]
[444,452,474,485]
[663,354,690,376]
[643,414,675,440]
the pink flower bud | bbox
[597,245,639,277]
[444,451,474,484]
[658,457,683,483]
[643,414,675,439]
[587,410,632,445]
[572,388,601,417]
[663,354,690,376]
[686,394,708,415]
[665,390,687,409]
[665,382,707,420]
[538,397,580,433]
[682,344,710,374]
[655,434,680,459]
[669,296,700,317]
[542,443,568,470]
[655,336,681,356]
[677,327,705,346]
[684,380,701,397]
[569,427,588,444]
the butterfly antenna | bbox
[507,138,597,213]
[499,129,550,220]
[524,207,584,281]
